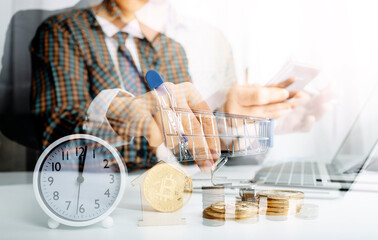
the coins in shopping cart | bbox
[203,201,258,220]
[143,162,193,212]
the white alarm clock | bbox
[33,134,127,228]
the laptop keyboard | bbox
[255,161,324,187]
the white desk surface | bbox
[1,168,378,240]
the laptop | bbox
[253,83,378,192]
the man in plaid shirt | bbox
[30,0,297,172]
[30,0,224,172]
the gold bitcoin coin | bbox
[143,162,193,213]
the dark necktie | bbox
[113,31,146,95]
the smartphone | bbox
[267,60,320,91]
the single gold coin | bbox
[263,204,291,209]
[143,162,193,213]
[257,190,304,200]
[265,197,292,202]
[259,199,290,205]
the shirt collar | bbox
[96,16,145,39]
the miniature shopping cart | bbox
[158,107,273,185]
[145,70,274,186]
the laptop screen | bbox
[332,82,378,174]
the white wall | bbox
[171,0,378,162]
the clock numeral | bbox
[79,204,85,213]
[103,159,109,168]
[109,174,114,184]
[53,191,59,200]
[65,201,71,210]
[93,149,96,159]
[76,147,85,157]
[48,176,54,185]
[51,162,61,171]
[95,199,100,209]
[61,151,69,160]
[104,189,110,198]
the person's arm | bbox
[105,81,220,173]
[30,20,91,148]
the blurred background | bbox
[1,0,377,171]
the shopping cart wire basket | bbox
[146,70,274,186]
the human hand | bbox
[223,78,296,118]
[274,85,339,134]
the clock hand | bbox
[76,146,87,214]
[77,146,87,183]
[76,183,81,214]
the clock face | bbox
[35,135,125,224]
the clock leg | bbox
[102,216,114,228]
[47,218,60,229]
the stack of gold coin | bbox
[203,201,259,221]
[143,162,193,213]
[256,190,304,216]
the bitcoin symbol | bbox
[143,162,193,212]
[156,174,177,202]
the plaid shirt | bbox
[30,8,192,170]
